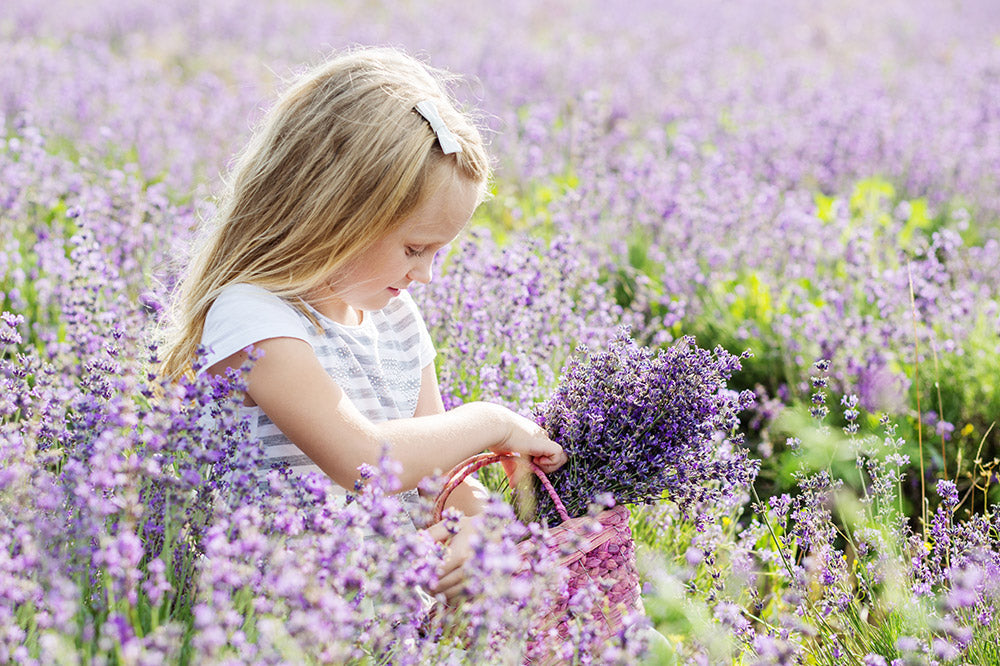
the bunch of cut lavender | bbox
[531,327,757,523]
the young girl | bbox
[159,47,566,600]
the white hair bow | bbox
[414,100,463,155]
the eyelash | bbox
[405,246,427,258]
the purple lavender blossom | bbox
[532,327,757,522]
[936,479,959,510]
[416,229,634,418]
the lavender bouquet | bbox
[530,328,758,523]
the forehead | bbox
[397,171,481,242]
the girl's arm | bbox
[209,336,564,491]
[414,362,490,516]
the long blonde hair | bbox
[159,47,491,380]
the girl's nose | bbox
[409,257,433,284]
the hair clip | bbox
[414,100,463,155]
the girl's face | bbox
[310,170,481,324]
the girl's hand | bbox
[426,515,477,605]
[483,404,567,473]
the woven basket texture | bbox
[433,453,644,663]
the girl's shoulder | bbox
[213,282,291,309]
[201,283,312,370]
[208,283,307,328]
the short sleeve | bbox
[200,284,312,371]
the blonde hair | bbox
[159,47,491,380]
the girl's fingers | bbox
[531,434,566,468]
[431,516,479,603]
[532,451,567,472]
[500,449,566,481]
[425,520,453,543]
[435,565,464,591]
[433,565,466,603]
[437,581,466,604]
[501,456,528,486]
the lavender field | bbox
[3,0,1000,663]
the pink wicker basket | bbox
[432,452,644,661]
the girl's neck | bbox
[306,295,364,326]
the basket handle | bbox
[431,451,571,524]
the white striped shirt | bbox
[200,283,436,486]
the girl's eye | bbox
[405,246,426,258]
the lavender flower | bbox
[532,327,757,522]
[936,479,959,510]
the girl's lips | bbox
[387,287,401,296]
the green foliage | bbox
[471,171,579,245]
[0,197,78,351]
[921,315,1000,492]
